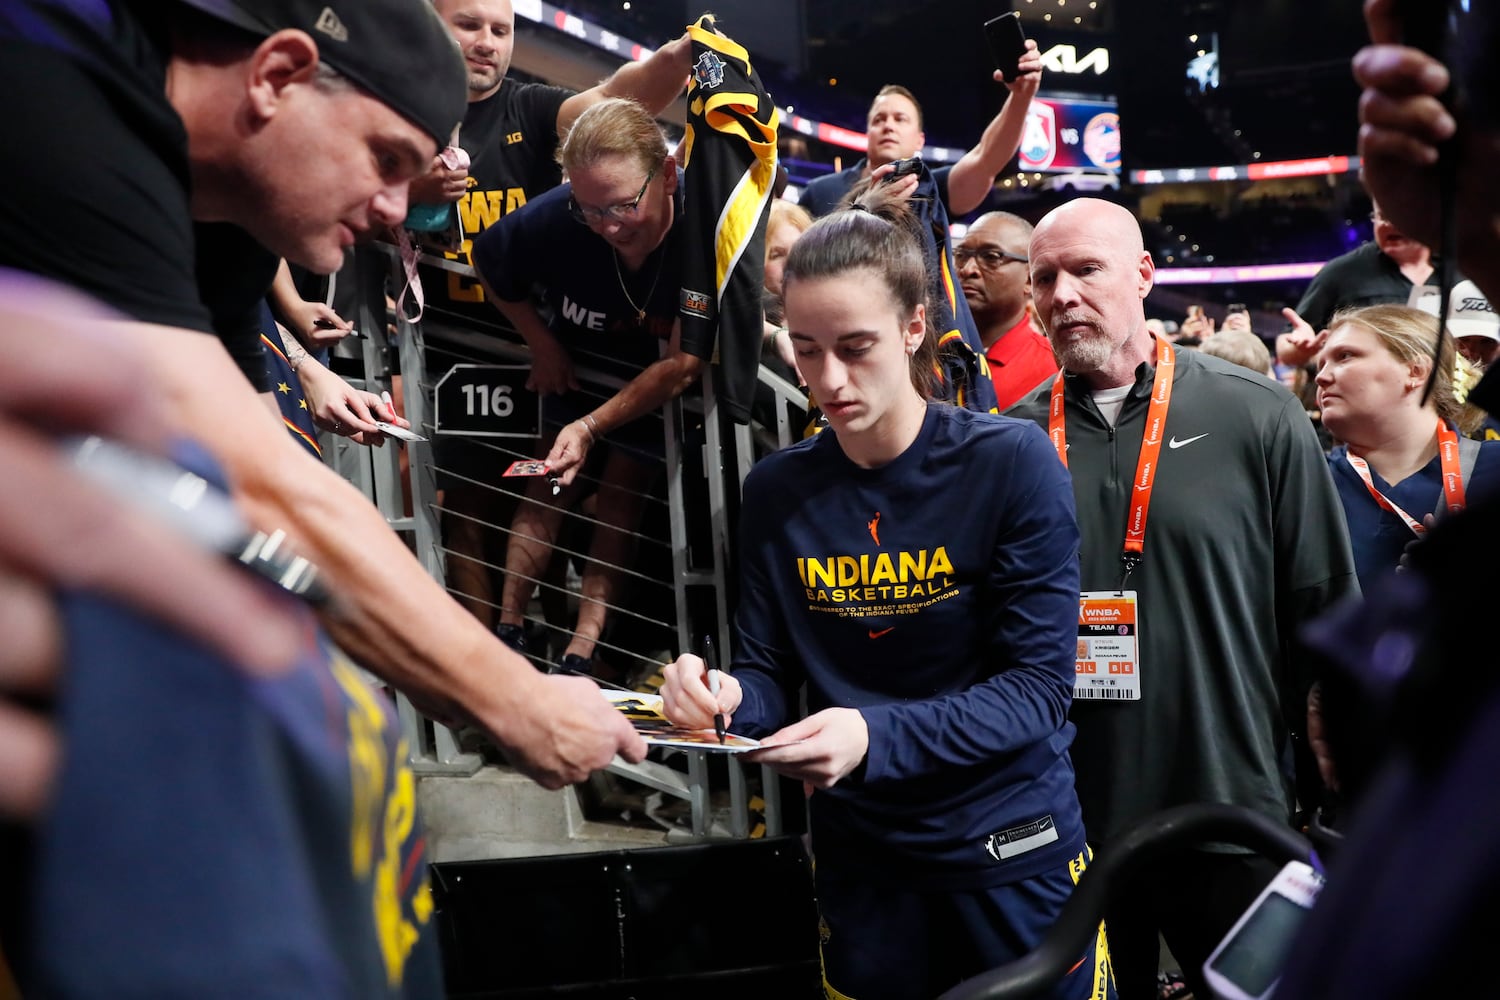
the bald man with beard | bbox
[1009,199,1358,1000]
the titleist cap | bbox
[174,0,466,146]
[1417,280,1500,344]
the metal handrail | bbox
[331,242,810,840]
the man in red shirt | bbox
[958,212,1058,409]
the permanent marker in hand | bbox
[703,635,726,745]
[314,317,363,339]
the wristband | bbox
[583,413,600,439]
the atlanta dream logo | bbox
[1020,103,1057,170]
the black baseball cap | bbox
[173,0,466,146]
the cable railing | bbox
[320,242,811,841]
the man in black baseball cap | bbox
[0,3,649,972]
[174,0,467,148]
[0,0,467,360]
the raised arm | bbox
[944,40,1044,217]
[556,30,693,138]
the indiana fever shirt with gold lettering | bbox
[730,403,1087,888]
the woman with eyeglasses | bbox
[470,97,696,680]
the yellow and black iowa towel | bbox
[678,15,779,425]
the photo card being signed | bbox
[374,420,426,442]
[603,691,761,752]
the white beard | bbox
[1052,328,1116,374]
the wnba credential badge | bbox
[984,815,1058,861]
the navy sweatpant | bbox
[816,848,1114,1000]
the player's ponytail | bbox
[783,198,938,398]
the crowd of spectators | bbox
[1141,194,1363,269]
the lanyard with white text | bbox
[1344,419,1467,536]
[1049,337,1176,589]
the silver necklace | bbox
[613,247,665,323]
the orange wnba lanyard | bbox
[1344,418,1466,536]
[1049,337,1176,587]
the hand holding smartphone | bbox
[984,12,1029,83]
[1202,860,1324,1000]
[882,156,923,183]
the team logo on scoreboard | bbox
[1083,112,1121,170]
[1020,102,1057,170]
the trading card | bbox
[373,421,426,442]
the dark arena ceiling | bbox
[559,0,1370,172]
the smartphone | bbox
[1227,302,1248,315]
[883,156,922,182]
[1201,860,1324,1000]
[984,12,1029,82]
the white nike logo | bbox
[1168,433,1209,449]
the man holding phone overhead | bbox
[798,19,1043,220]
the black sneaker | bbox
[557,652,590,678]
[494,623,528,655]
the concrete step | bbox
[418,764,676,863]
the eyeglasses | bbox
[568,166,656,225]
[954,247,1029,269]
